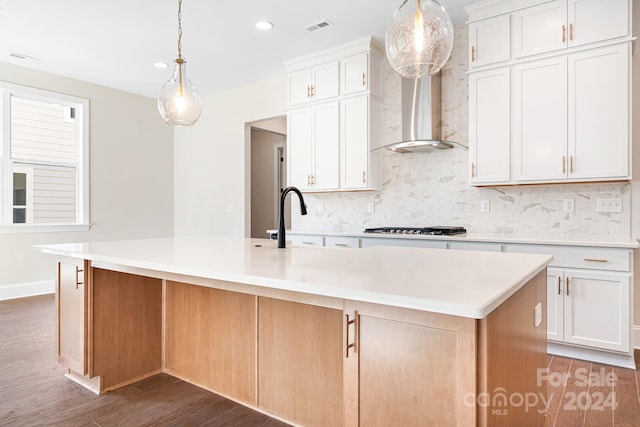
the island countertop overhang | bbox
[34,236,552,319]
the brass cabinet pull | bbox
[471,162,476,178]
[562,25,566,43]
[557,276,561,295]
[345,312,358,358]
[310,85,315,97]
[311,175,315,185]
[362,72,366,86]
[75,266,84,289]
[570,156,574,173]
[306,85,311,98]
[566,277,570,296]
[584,258,608,263]
[569,23,574,41]
[562,156,566,174]
[307,175,311,186]
[471,46,476,62]
[362,170,366,184]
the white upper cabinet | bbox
[287,61,339,107]
[287,103,340,191]
[568,44,629,180]
[340,96,369,189]
[341,53,369,95]
[468,0,631,186]
[513,56,568,182]
[469,14,511,68]
[513,0,630,58]
[469,67,511,184]
[285,37,382,192]
[567,0,630,48]
[513,0,567,58]
[513,44,630,183]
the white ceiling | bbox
[0,0,475,99]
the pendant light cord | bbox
[177,0,183,60]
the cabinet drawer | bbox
[448,242,503,252]
[325,236,360,248]
[360,237,447,250]
[288,235,324,247]
[504,244,630,272]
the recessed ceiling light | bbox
[255,20,273,31]
[154,62,169,69]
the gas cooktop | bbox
[364,226,467,236]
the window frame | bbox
[0,81,90,233]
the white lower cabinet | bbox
[507,244,633,357]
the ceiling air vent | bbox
[8,52,41,62]
[306,19,333,32]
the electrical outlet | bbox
[596,198,622,213]
[480,200,490,213]
[367,203,375,213]
[534,303,542,328]
[563,198,574,213]
[318,202,324,214]
[226,204,234,213]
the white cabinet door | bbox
[340,96,369,189]
[287,108,313,190]
[310,61,339,102]
[312,102,340,190]
[568,0,629,47]
[513,0,567,58]
[469,67,510,185]
[547,268,564,342]
[513,56,568,182]
[288,69,312,107]
[468,15,510,68]
[341,53,368,95]
[563,270,630,352]
[568,44,629,180]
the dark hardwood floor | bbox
[0,295,289,427]
[2,294,639,426]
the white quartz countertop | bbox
[287,230,640,249]
[35,236,552,319]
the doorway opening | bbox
[248,117,288,239]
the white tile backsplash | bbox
[291,25,631,239]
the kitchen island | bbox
[36,236,552,427]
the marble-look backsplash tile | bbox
[291,25,631,239]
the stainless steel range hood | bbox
[384,75,459,153]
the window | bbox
[0,82,89,232]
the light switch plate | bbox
[534,303,542,328]
[226,204,234,213]
[367,203,375,213]
[480,200,490,213]
[318,202,324,214]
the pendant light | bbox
[385,0,454,78]
[158,0,202,126]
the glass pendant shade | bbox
[385,0,455,78]
[158,58,202,126]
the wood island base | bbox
[57,257,547,427]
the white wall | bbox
[174,75,286,237]
[0,61,174,295]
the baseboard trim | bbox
[634,325,640,350]
[0,280,55,301]
[548,342,636,369]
